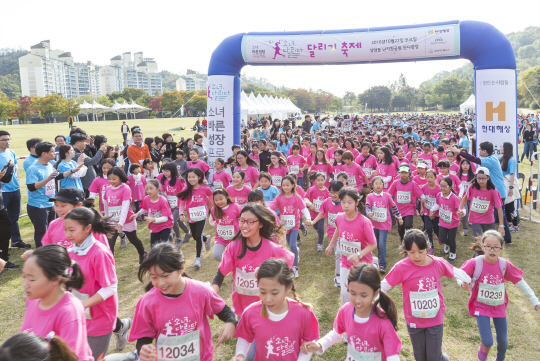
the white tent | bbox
[240,92,300,122]
[109,101,129,120]
[79,100,109,121]
[460,94,475,115]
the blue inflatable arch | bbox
[206,20,517,162]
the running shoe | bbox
[448,253,456,262]
[334,275,341,288]
[181,233,192,244]
[194,257,202,268]
[444,245,450,254]
[317,244,323,252]
[10,240,31,249]
[138,251,148,266]
[114,318,132,351]
[4,261,21,270]
[204,236,211,251]
[120,233,127,249]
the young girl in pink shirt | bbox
[21,245,93,361]
[132,179,174,247]
[373,147,396,191]
[131,243,236,361]
[158,162,191,247]
[287,144,308,187]
[382,230,471,361]
[88,158,115,214]
[458,231,540,361]
[305,173,329,252]
[326,188,377,306]
[268,151,288,189]
[231,258,320,361]
[420,169,440,254]
[209,188,242,261]
[234,150,260,189]
[418,143,438,170]
[412,160,428,186]
[127,163,147,215]
[310,149,333,188]
[331,149,345,175]
[177,167,214,268]
[304,263,401,361]
[64,207,121,360]
[104,167,147,263]
[342,151,368,191]
[457,159,475,236]
[355,142,377,183]
[436,160,461,194]
[187,148,210,179]
[366,176,403,273]
[432,177,461,261]
[211,157,232,190]
[227,170,251,208]
[269,175,312,277]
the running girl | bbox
[234,150,260,189]
[457,158,475,236]
[310,149,333,188]
[420,169,441,254]
[88,158,115,214]
[227,170,251,208]
[342,151,368,191]
[332,149,345,175]
[287,144,308,187]
[187,148,210,178]
[209,188,242,261]
[128,163,147,214]
[268,151,288,189]
[305,172,330,252]
[433,177,461,261]
[257,172,280,204]
[211,157,232,190]
[373,147,396,191]
[56,144,87,191]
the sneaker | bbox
[138,251,147,266]
[120,233,127,249]
[194,257,201,268]
[477,343,489,361]
[4,261,21,270]
[300,223,308,237]
[168,232,174,243]
[505,240,513,245]
[10,241,31,249]
[372,256,379,270]
[379,265,386,273]
[181,233,192,244]
[114,318,132,350]
[463,229,469,236]
[449,253,456,261]
[174,238,182,248]
[427,248,434,256]
[293,267,299,278]
[513,226,520,232]
[297,239,302,246]
[204,236,211,251]
[334,276,341,288]
[444,245,450,254]
[317,244,323,252]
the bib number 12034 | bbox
[157,330,200,361]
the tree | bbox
[161,91,184,113]
[400,86,419,109]
[359,86,392,112]
[0,74,21,99]
[149,96,163,112]
[330,97,343,112]
[343,91,357,106]
[433,77,471,109]
[518,45,538,59]
[33,94,65,123]
[135,94,153,107]
[518,66,540,104]
[313,90,333,112]
[286,89,314,112]
[97,95,113,107]
[0,92,16,123]
[188,95,207,112]
[391,94,407,111]
[121,88,146,102]
[11,96,35,123]
[59,97,81,118]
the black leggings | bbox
[398,215,414,240]
[189,220,206,258]
[27,205,56,248]
[439,227,458,254]
[108,230,145,256]
[150,229,172,248]
[423,215,440,248]
[504,201,518,227]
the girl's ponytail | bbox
[65,260,85,290]
[374,290,398,331]
[48,334,79,361]
[64,207,115,236]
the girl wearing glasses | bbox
[458,231,540,361]
[457,167,505,239]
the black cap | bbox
[49,187,84,203]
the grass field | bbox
[1,117,539,360]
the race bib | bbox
[313,199,323,213]
[149,211,162,218]
[45,180,55,196]
[280,214,295,230]
[439,208,453,224]
[339,238,361,257]
[328,213,337,228]
[477,282,505,306]
[188,206,207,222]
[317,171,327,180]
[167,195,178,209]
[425,196,436,211]
[410,288,440,318]
[156,331,200,361]
[424,159,433,168]
[217,224,235,240]
[396,191,411,204]
[348,176,357,186]
[461,181,470,192]
[213,180,223,189]
[372,207,387,223]
[290,165,299,174]
[346,345,382,361]
[470,198,490,214]
[450,170,457,175]
[272,175,282,187]
[362,167,372,177]
[72,290,91,319]
[109,206,122,222]
[235,267,258,296]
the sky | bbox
[1,0,539,97]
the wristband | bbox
[498,225,504,228]
[357,251,362,259]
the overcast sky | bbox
[1,0,538,97]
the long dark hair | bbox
[457,158,475,182]
[98,158,116,177]
[213,188,233,219]
[499,142,513,172]
[338,186,365,214]
[161,162,181,187]
[236,204,285,259]
[55,144,72,169]
[177,168,205,200]
[378,146,394,165]
[348,263,398,330]
[0,333,78,361]
[332,149,344,166]
[28,244,84,290]
[270,151,287,168]
[138,243,190,293]
[64,207,115,235]
[236,150,259,168]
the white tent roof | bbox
[460,94,475,114]
[240,92,300,118]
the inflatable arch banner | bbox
[206,20,517,170]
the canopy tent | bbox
[79,100,110,121]
[109,101,129,120]
[460,94,475,114]
[240,92,300,123]
[128,101,150,119]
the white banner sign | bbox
[207,75,235,175]
[242,24,459,64]
[475,69,517,159]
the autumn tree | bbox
[0,92,16,123]
[11,96,36,123]
[33,94,66,123]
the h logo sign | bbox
[486,102,506,121]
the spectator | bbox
[121,121,130,142]
[193,133,208,161]
[0,154,21,271]
[258,139,272,173]
[458,127,469,151]
[146,137,165,178]
[70,133,106,197]
[23,138,42,171]
[126,130,151,172]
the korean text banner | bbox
[207,75,235,174]
[242,24,459,64]
[475,69,518,158]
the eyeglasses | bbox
[0,138,10,142]
[476,177,488,181]
[239,218,260,226]
[482,245,502,252]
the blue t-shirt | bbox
[276,141,292,155]
[0,149,19,192]
[480,155,507,199]
[312,121,320,131]
[258,185,280,204]
[23,154,38,172]
[57,160,83,191]
[26,162,56,208]
[501,157,517,178]
[459,136,469,151]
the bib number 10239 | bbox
[157,330,200,361]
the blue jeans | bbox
[312,218,325,245]
[296,177,303,187]
[495,198,511,242]
[122,133,128,142]
[476,316,508,361]
[521,140,534,161]
[286,230,299,267]
[2,189,21,242]
[374,229,388,268]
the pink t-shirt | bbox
[418,153,435,169]
[355,154,377,181]
[436,192,461,229]
[287,155,306,178]
[268,165,288,189]
[127,174,147,201]
[387,180,423,217]
[21,293,93,361]
[326,147,339,161]
[42,218,110,251]
[460,258,524,318]
[211,170,232,189]
[296,186,306,199]
[187,160,210,174]
[180,185,213,223]
[421,183,441,217]
[301,146,311,158]
[437,173,462,194]
[234,165,260,188]
[88,175,110,212]
[413,175,428,187]
[366,192,396,231]
[334,212,377,268]
[385,256,454,328]
[465,187,502,224]
[218,238,294,315]
[249,153,260,165]
[104,184,136,228]
[140,195,174,233]
[334,303,401,360]
[157,173,186,209]
[345,147,360,159]
[234,299,320,361]
[211,203,242,246]
[69,241,118,336]
[375,163,396,190]
[449,163,460,175]
[305,185,329,219]
[318,198,342,239]
[333,162,345,174]
[342,162,367,190]
[128,278,226,361]
[226,185,251,207]
[269,194,306,232]
[310,163,334,187]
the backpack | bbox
[470,255,507,291]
